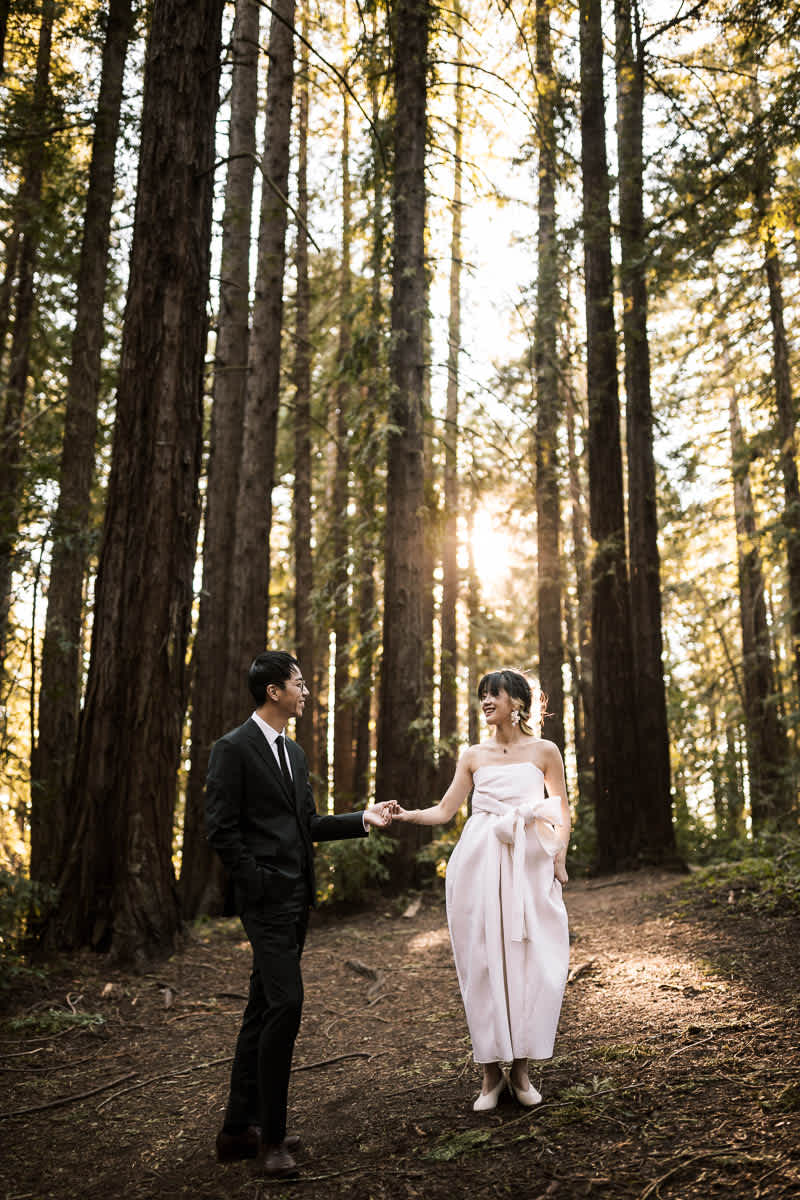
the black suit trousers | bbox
[224,891,309,1144]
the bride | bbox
[393,668,570,1111]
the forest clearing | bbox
[2,868,798,1199]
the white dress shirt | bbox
[250,710,368,829]
[251,710,292,778]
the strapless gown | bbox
[445,761,569,1063]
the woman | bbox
[393,669,570,1111]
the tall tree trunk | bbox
[51,0,225,962]
[534,0,564,755]
[180,0,260,919]
[0,0,9,77]
[729,387,793,832]
[615,0,676,861]
[0,225,20,371]
[0,0,55,673]
[226,0,295,713]
[332,68,355,812]
[293,19,316,773]
[31,0,135,891]
[376,0,429,884]
[579,0,642,871]
[466,475,480,751]
[750,81,800,700]
[438,2,463,795]
[353,19,386,804]
[565,377,594,814]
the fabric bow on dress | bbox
[472,792,565,942]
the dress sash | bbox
[472,792,565,942]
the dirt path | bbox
[1,871,798,1198]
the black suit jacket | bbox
[205,717,366,912]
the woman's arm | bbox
[540,740,571,884]
[392,749,474,826]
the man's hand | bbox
[363,801,396,828]
[554,847,568,885]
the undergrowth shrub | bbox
[679,833,800,916]
[315,830,394,906]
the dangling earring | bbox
[510,708,520,727]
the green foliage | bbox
[315,830,394,906]
[423,1128,493,1162]
[677,833,800,916]
[8,1008,105,1034]
[0,867,56,965]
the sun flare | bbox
[467,505,513,586]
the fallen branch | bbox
[95,1055,235,1111]
[638,1149,731,1200]
[584,878,630,890]
[664,1033,714,1061]
[292,1052,371,1074]
[0,1071,136,1119]
[567,960,596,984]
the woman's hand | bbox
[554,847,568,885]
[364,801,395,827]
[389,804,416,823]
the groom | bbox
[205,650,393,1179]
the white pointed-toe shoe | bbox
[508,1076,542,1107]
[473,1069,508,1112]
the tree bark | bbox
[534,0,564,756]
[579,0,643,871]
[565,378,594,815]
[332,69,355,812]
[226,0,295,713]
[31,0,135,891]
[353,18,387,804]
[466,476,480,751]
[615,0,676,861]
[376,0,430,884]
[52,0,225,962]
[749,81,800,700]
[438,2,463,795]
[729,387,793,832]
[180,0,261,919]
[0,0,55,674]
[293,18,316,774]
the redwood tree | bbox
[31,0,136,891]
[615,0,676,860]
[52,0,225,961]
[376,0,430,882]
[438,2,463,793]
[729,386,793,831]
[534,0,565,755]
[579,0,643,870]
[332,73,356,811]
[0,0,55,673]
[181,0,261,918]
[293,21,316,773]
[226,0,295,715]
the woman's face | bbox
[480,686,514,727]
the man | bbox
[205,650,393,1179]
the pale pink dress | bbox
[445,761,569,1063]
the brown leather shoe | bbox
[216,1125,261,1162]
[262,1143,299,1179]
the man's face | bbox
[272,666,309,721]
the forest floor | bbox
[1,867,799,1200]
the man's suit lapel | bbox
[245,720,294,808]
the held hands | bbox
[363,801,397,828]
[554,847,568,886]
[385,802,415,823]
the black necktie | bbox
[275,734,293,794]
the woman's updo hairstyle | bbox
[477,668,546,736]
